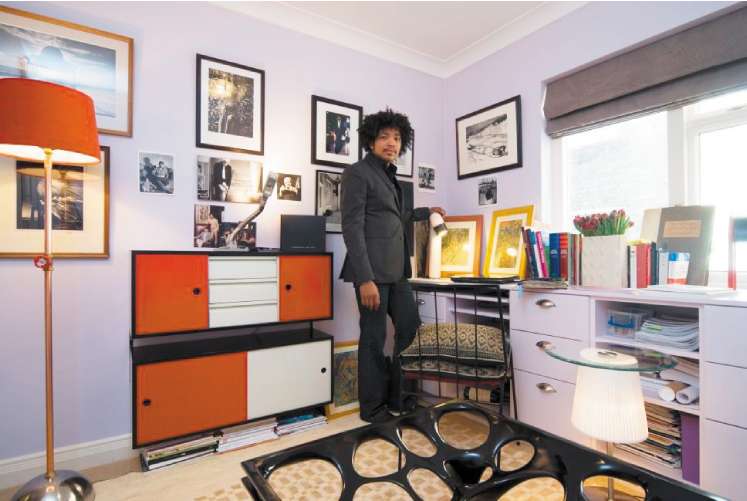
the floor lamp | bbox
[1,78,100,501]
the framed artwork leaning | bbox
[315,170,342,233]
[325,340,359,420]
[196,54,265,155]
[440,215,483,277]
[0,146,110,258]
[484,205,533,278]
[311,95,362,168]
[456,95,522,179]
[0,6,134,136]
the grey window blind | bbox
[544,5,747,138]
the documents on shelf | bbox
[635,316,699,351]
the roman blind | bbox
[544,5,747,137]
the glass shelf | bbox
[540,343,677,372]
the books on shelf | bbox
[141,434,220,471]
[276,413,327,436]
[616,403,682,470]
[522,228,581,285]
[635,316,699,351]
[217,417,279,453]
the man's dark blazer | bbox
[340,153,430,285]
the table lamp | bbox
[0,78,100,501]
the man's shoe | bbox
[360,407,393,424]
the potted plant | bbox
[574,210,633,288]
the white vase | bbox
[581,234,628,288]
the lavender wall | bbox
[0,1,444,460]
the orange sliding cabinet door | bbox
[135,253,209,335]
[278,255,332,322]
[135,353,247,446]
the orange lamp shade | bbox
[0,78,100,165]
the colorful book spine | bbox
[658,249,669,285]
[629,245,638,288]
[522,228,537,279]
[537,231,548,278]
[549,233,560,279]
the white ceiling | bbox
[218,1,586,77]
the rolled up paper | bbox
[658,381,688,402]
[659,368,698,386]
[676,384,700,405]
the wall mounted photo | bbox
[417,163,436,192]
[311,95,362,168]
[0,146,110,257]
[325,340,359,420]
[0,6,134,136]
[440,215,483,277]
[196,54,264,155]
[484,205,533,278]
[395,131,414,177]
[139,152,174,194]
[478,176,498,206]
[315,169,342,233]
[276,172,302,202]
[197,156,263,204]
[456,95,522,179]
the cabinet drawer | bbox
[413,291,449,321]
[511,329,581,384]
[209,302,278,328]
[208,256,277,280]
[703,362,747,428]
[509,291,589,341]
[701,419,747,500]
[515,369,590,446]
[209,280,278,304]
[703,306,747,368]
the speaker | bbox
[280,215,326,252]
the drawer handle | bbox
[321,367,327,374]
[142,399,152,407]
[285,283,292,291]
[416,299,425,306]
[535,299,556,309]
[536,383,557,394]
[535,340,553,350]
[193,287,201,296]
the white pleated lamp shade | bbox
[571,348,648,444]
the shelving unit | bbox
[596,336,701,360]
[643,396,700,416]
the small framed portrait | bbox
[0,146,110,258]
[311,95,362,168]
[484,205,534,278]
[196,156,263,204]
[196,54,265,155]
[0,6,134,136]
[440,215,483,277]
[139,152,174,194]
[325,340,359,420]
[456,95,522,179]
[276,173,302,202]
[478,177,498,206]
[395,131,414,177]
[315,170,342,233]
[417,163,436,192]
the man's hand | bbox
[359,281,380,310]
[430,207,446,217]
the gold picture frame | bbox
[440,215,483,277]
[484,205,533,277]
[325,340,359,420]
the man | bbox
[211,160,232,201]
[278,175,299,200]
[340,109,445,423]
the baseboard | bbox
[0,434,137,490]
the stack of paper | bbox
[217,418,278,453]
[276,413,327,436]
[141,435,219,471]
[635,316,699,351]
[616,403,682,469]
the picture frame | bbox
[139,151,174,194]
[440,215,483,277]
[276,172,302,203]
[417,163,436,192]
[196,155,264,204]
[325,340,359,420]
[315,169,342,233]
[0,146,110,258]
[311,95,362,168]
[456,95,522,180]
[484,205,533,278]
[196,54,265,155]
[395,131,414,177]
[0,6,134,137]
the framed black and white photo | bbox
[197,156,263,204]
[0,6,134,136]
[311,95,362,168]
[315,170,342,233]
[276,172,302,202]
[417,163,436,192]
[478,176,498,206]
[456,95,522,179]
[139,152,174,194]
[395,131,414,177]
[196,54,264,155]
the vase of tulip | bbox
[574,210,633,288]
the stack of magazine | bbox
[616,403,681,470]
[141,435,219,471]
[276,413,327,436]
[635,316,699,351]
[217,418,278,453]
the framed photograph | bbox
[456,95,522,180]
[0,146,109,258]
[276,172,302,202]
[440,215,483,277]
[196,54,264,155]
[478,177,498,206]
[315,170,342,233]
[484,205,533,278]
[417,163,436,192]
[395,131,414,177]
[325,340,359,420]
[139,152,174,194]
[311,95,362,168]
[196,156,263,204]
[0,6,133,136]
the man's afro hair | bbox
[358,108,414,156]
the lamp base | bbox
[12,470,94,501]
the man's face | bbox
[284,177,292,187]
[371,127,401,163]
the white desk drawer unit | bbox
[703,305,747,368]
[208,256,278,280]
[509,291,589,341]
[414,292,450,322]
[209,302,279,328]
[703,362,747,429]
[701,420,747,501]
[511,330,581,384]
[209,280,278,304]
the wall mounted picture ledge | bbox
[0,5,134,137]
[311,95,363,169]
[196,54,265,155]
[456,95,522,180]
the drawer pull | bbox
[321,367,327,374]
[416,299,425,306]
[535,340,553,350]
[192,287,201,296]
[142,399,152,407]
[535,299,556,309]
[285,283,292,291]
[536,383,557,394]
